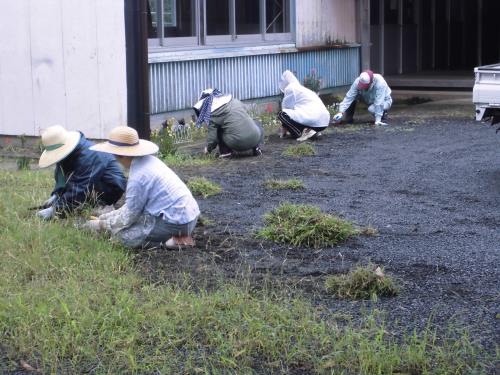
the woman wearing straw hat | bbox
[193,88,264,158]
[36,125,126,219]
[83,126,200,249]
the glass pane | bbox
[235,0,260,35]
[147,0,158,38]
[207,0,230,35]
[165,0,195,37]
[266,0,289,33]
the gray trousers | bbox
[117,214,198,249]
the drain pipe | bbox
[124,0,150,139]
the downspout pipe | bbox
[124,0,150,139]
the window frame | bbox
[148,0,294,50]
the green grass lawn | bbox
[0,170,492,374]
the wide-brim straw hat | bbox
[39,125,81,168]
[89,126,159,156]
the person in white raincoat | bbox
[333,70,392,126]
[278,70,330,141]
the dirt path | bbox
[137,105,499,354]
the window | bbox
[148,0,292,48]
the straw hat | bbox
[357,70,374,90]
[38,125,81,168]
[89,126,158,156]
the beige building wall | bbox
[295,0,357,48]
[0,0,127,139]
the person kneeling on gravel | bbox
[277,70,330,141]
[333,70,392,126]
[36,125,126,220]
[193,88,264,158]
[82,126,200,250]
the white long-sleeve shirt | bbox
[100,155,199,233]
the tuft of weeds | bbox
[16,157,31,171]
[282,143,316,157]
[360,225,378,236]
[187,177,222,198]
[325,263,400,300]
[258,202,358,248]
[263,178,305,191]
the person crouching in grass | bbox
[82,126,200,249]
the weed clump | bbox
[264,179,305,190]
[187,177,221,198]
[325,264,400,300]
[17,157,31,170]
[282,143,316,157]
[258,202,358,248]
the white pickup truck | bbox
[473,63,500,126]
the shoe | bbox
[382,111,388,121]
[296,128,317,142]
[252,147,262,156]
[218,152,233,159]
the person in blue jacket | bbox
[36,125,126,219]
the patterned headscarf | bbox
[195,88,224,128]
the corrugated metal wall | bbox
[149,47,359,114]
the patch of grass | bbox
[187,177,222,198]
[263,178,305,190]
[0,170,494,374]
[161,153,215,168]
[325,264,400,300]
[258,202,358,248]
[282,143,316,157]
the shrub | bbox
[303,68,322,93]
[325,264,400,300]
[187,177,222,198]
[263,179,305,190]
[282,143,316,157]
[151,119,178,156]
[258,202,358,248]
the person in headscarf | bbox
[193,89,264,158]
[83,126,200,249]
[277,70,330,142]
[36,125,126,219]
[333,70,392,126]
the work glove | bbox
[374,120,389,127]
[203,146,209,155]
[333,112,343,122]
[82,219,103,232]
[36,206,55,220]
[43,194,57,207]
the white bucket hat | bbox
[89,126,158,156]
[38,125,81,168]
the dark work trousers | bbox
[217,127,233,154]
[277,111,327,138]
[344,100,357,123]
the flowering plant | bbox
[303,68,322,93]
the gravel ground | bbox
[138,105,499,364]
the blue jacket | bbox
[51,133,126,211]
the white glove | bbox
[374,121,388,127]
[333,112,343,122]
[203,146,209,155]
[43,195,57,206]
[36,206,55,220]
[82,219,103,232]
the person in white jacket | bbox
[277,70,331,141]
[333,70,392,126]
